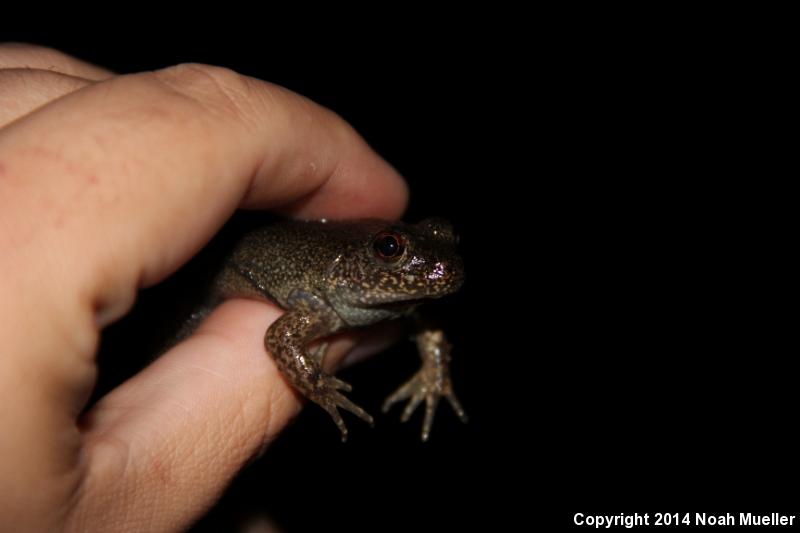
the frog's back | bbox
[220,219,383,308]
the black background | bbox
[3,16,792,531]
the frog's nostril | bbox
[426,260,465,291]
[426,261,447,282]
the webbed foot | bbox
[312,374,373,442]
[382,330,467,441]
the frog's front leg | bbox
[265,291,373,441]
[382,328,467,441]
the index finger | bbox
[0,64,408,329]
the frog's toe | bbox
[420,394,442,442]
[384,370,467,441]
[315,375,373,441]
[444,389,468,423]
[400,389,426,423]
[321,404,350,442]
[382,379,415,413]
[331,390,374,426]
[326,375,352,392]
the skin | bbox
[214,218,467,441]
[0,45,408,532]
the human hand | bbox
[0,45,407,532]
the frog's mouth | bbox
[371,295,439,311]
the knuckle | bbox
[153,63,258,120]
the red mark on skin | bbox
[87,174,98,184]
[0,161,6,175]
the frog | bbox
[212,217,467,441]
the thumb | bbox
[72,299,352,531]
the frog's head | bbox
[328,218,464,313]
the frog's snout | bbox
[427,256,465,294]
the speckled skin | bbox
[213,218,466,441]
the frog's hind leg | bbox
[265,293,372,441]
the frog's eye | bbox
[372,232,406,262]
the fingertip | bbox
[243,109,410,221]
[281,141,409,220]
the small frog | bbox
[213,217,466,441]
